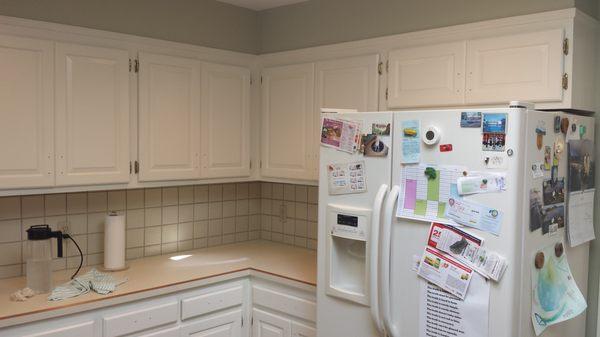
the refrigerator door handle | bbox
[369,184,389,334]
[381,185,401,337]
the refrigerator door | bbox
[317,112,393,337]
[386,108,527,337]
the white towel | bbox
[48,269,127,301]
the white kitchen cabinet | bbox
[103,301,179,337]
[465,29,565,105]
[0,35,54,189]
[19,321,95,337]
[291,322,316,337]
[138,52,201,182]
[138,327,180,337]
[252,308,291,337]
[55,43,130,186]
[261,63,314,180]
[387,41,466,108]
[181,309,243,337]
[201,62,251,178]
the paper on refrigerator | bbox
[567,190,595,247]
[326,161,367,195]
[417,246,473,300]
[445,197,503,236]
[320,117,361,153]
[456,173,506,195]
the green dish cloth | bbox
[48,268,127,301]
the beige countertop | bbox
[0,241,317,328]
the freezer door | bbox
[387,108,526,337]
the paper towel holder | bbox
[101,211,129,272]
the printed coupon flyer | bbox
[417,246,473,300]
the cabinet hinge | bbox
[250,76,253,85]
[385,88,389,100]
[128,59,132,72]
[134,160,140,174]
[134,59,139,73]
[386,60,389,73]
[377,61,383,75]
[249,160,252,169]
[129,161,132,174]
[260,76,263,84]
[562,73,569,90]
[563,38,569,55]
[241,316,244,327]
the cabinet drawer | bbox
[181,284,244,320]
[138,326,180,337]
[103,301,178,337]
[22,321,94,337]
[252,285,316,322]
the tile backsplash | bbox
[0,182,318,279]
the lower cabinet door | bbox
[252,308,291,337]
[291,322,315,337]
[20,321,94,337]
[138,327,180,337]
[181,309,243,337]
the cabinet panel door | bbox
[388,41,466,108]
[55,43,130,186]
[261,63,314,180]
[0,35,54,189]
[252,308,291,337]
[181,309,242,337]
[22,321,94,337]
[201,62,250,178]
[138,52,201,181]
[291,321,316,337]
[465,29,564,104]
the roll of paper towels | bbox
[104,212,126,270]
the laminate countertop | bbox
[0,241,317,328]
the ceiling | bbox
[216,0,308,11]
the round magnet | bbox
[507,149,514,156]
[560,118,570,134]
[572,123,577,133]
[555,242,564,257]
[535,252,545,269]
[422,126,441,145]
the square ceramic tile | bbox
[295,202,307,220]
[208,202,223,219]
[271,233,284,243]
[126,189,145,209]
[307,239,317,250]
[271,200,283,217]
[194,203,209,221]
[261,215,271,231]
[194,221,208,238]
[144,245,161,257]
[178,222,193,241]
[88,192,107,212]
[271,216,283,233]
[222,217,235,234]
[87,212,106,233]
[0,220,21,243]
[284,219,295,235]
[235,216,249,232]
[308,204,317,222]
[261,231,272,240]
[145,188,162,207]
[178,240,193,251]
[194,238,208,249]
[108,190,126,211]
[284,184,295,201]
[261,182,272,199]
[126,228,144,248]
[145,208,162,227]
[248,199,260,215]
[235,200,248,216]
[249,182,261,198]
[21,195,44,218]
[178,186,194,204]
[0,264,22,279]
[44,194,65,216]
[294,237,307,248]
[66,255,86,270]
[161,242,178,254]
[295,186,308,202]
[162,187,178,206]
[308,221,317,239]
[178,204,193,223]
[261,199,271,215]
[194,185,209,203]
[208,236,222,247]
[144,227,161,245]
[162,224,178,243]
[222,234,235,244]
[284,235,294,245]
[126,247,144,260]
[66,234,87,256]
[21,217,44,240]
[87,253,103,266]
[126,209,145,229]
[0,242,22,265]
[272,184,284,200]
[87,233,104,254]
[209,184,222,202]
[284,201,295,219]
[294,220,307,237]
[249,215,260,231]
[66,193,87,214]
[236,183,249,200]
[308,186,318,204]
[222,201,236,218]
[222,184,236,201]
[66,214,87,235]
[45,215,67,232]
[0,197,20,220]
[162,206,178,225]
[249,231,260,240]
[208,219,223,236]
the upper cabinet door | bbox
[315,54,379,112]
[201,62,251,178]
[387,41,466,108]
[261,63,315,180]
[138,52,201,182]
[465,29,564,104]
[55,43,130,186]
[0,35,54,189]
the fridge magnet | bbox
[554,116,561,133]
[439,144,453,152]
[550,166,558,182]
[530,189,543,232]
[543,146,552,170]
[579,125,586,138]
[531,241,586,336]
[482,152,508,169]
[560,118,570,134]
[422,125,441,145]
[482,133,505,151]
[371,123,390,136]
[327,161,367,195]
[320,117,361,154]
[531,162,544,179]
[554,138,565,161]
[401,120,421,164]
[568,139,595,192]
[541,204,565,234]
[542,178,565,205]
[460,111,482,128]
[482,113,508,133]
[567,121,579,141]
[360,134,389,157]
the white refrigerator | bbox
[317,106,595,337]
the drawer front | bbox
[103,301,178,337]
[23,321,95,337]
[252,285,316,322]
[138,326,180,337]
[181,284,244,320]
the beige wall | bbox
[0,0,261,54]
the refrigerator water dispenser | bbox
[326,204,371,305]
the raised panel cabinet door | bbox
[261,63,314,180]
[465,29,564,104]
[201,62,250,178]
[55,43,130,186]
[387,41,466,108]
[291,321,316,337]
[138,52,201,181]
[181,309,242,337]
[0,35,54,189]
[21,321,94,337]
[252,308,291,337]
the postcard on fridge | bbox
[457,173,506,195]
[445,197,503,236]
[320,117,360,153]
[417,246,473,300]
[327,161,367,195]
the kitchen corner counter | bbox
[0,241,317,328]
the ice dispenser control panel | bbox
[327,204,370,241]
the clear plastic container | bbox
[25,239,53,294]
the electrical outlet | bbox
[60,223,70,236]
